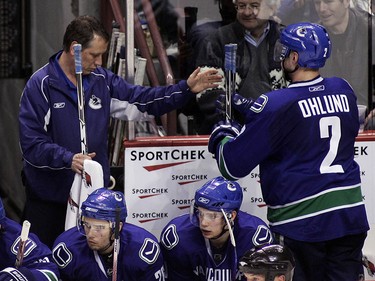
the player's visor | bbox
[274,40,290,62]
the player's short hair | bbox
[62,15,110,52]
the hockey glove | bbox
[0,267,36,281]
[208,120,242,154]
[231,93,255,117]
[216,93,254,118]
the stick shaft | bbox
[73,44,88,155]
[15,220,31,268]
[112,208,121,281]
[224,44,237,122]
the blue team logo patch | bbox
[89,95,102,110]
[11,237,37,258]
[250,94,268,113]
[252,225,273,246]
[52,242,73,268]
[160,224,179,250]
[139,238,160,264]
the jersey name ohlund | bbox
[298,94,349,118]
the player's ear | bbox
[230,210,237,222]
[69,41,79,55]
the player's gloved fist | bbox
[0,267,36,281]
[232,93,254,116]
[215,94,226,117]
[208,120,242,154]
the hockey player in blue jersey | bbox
[208,22,369,281]
[239,244,295,281]
[160,176,273,281]
[52,188,165,281]
[0,197,59,281]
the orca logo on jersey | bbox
[139,238,161,264]
[197,197,210,205]
[227,182,237,192]
[89,95,102,110]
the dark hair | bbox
[62,15,110,52]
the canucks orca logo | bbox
[89,95,102,110]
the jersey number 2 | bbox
[319,116,344,174]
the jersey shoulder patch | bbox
[160,224,179,250]
[139,238,161,264]
[52,242,73,268]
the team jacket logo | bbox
[89,95,102,109]
[11,237,37,258]
[53,102,65,109]
[139,238,160,264]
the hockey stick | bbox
[224,44,238,122]
[73,43,88,156]
[65,44,104,230]
[112,207,121,281]
[15,220,31,268]
[221,209,237,281]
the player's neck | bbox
[291,69,320,83]
[209,231,230,248]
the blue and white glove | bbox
[208,120,242,154]
[231,93,254,116]
[0,267,36,281]
[216,93,254,118]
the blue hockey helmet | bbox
[239,244,295,281]
[81,188,127,223]
[274,22,331,68]
[194,176,243,212]
[0,198,5,221]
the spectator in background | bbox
[184,0,286,134]
[276,0,318,26]
[160,176,273,280]
[314,0,372,110]
[314,0,375,129]
[185,0,237,75]
[0,197,60,281]
[19,15,222,248]
[135,0,180,46]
